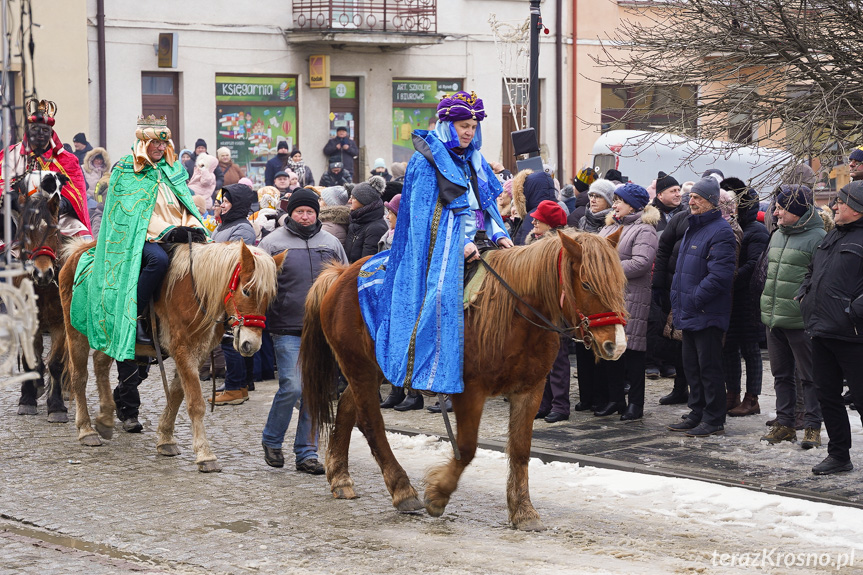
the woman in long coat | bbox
[597,183,659,420]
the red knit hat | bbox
[529,200,567,228]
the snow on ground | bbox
[361,430,863,574]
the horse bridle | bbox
[223,262,266,329]
[478,246,626,350]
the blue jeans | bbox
[221,342,248,391]
[262,334,318,464]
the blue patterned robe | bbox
[357,129,508,394]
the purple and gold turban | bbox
[437,91,486,122]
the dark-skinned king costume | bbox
[358,91,510,394]
[0,99,91,246]
[70,115,206,361]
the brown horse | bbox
[301,229,627,530]
[58,240,283,472]
[13,172,70,422]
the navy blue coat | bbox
[671,209,737,332]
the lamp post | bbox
[528,0,541,132]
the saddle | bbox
[463,231,498,309]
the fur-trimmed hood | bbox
[511,168,531,219]
[319,204,351,225]
[604,203,660,227]
[819,205,835,233]
[83,147,111,174]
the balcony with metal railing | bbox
[287,0,443,47]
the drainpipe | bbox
[555,0,563,183]
[571,0,578,178]
[97,0,106,147]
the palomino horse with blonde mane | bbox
[58,240,283,472]
[301,229,627,530]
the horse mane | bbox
[471,229,626,356]
[166,242,278,325]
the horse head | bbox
[559,229,628,361]
[223,242,283,357]
[16,171,66,286]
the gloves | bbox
[162,226,208,244]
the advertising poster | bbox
[215,75,298,188]
[391,79,461,163]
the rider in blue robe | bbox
[358,91,514,394]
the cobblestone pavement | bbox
[1,350,862,574]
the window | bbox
[601,84,697,135]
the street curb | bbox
[385,425,863,511]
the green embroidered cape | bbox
[70,154,206,361]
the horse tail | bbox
[301,262,347,433]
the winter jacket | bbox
[323,136,359,175]
[211,218,256,245]
[599,205,659,351]
[319,169,353,188]
[671,209,737,332]
[345,201,388,263]
[185,154,224,192]
[566,193,590,228]
[258,222,347,335]
[652,207,690,311]
[761,205,825,329]
[800,217,863,342]
[512,170,558,245]
[319,204,350,250]
[378,229,394,252]
[219,161,245,187]
[727,190,769,342]
[650,196,684,236]
[187,154,219,211]
[264,154,290,186]
[82,147,110,195]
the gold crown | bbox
[137,114,168,128]
[26,99,57,118]
[440,91,478,106]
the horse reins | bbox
[477,247,626,349]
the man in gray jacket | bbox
[258,188,348,474]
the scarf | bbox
[350,198,384,222]
[581,207,611,233]
[288,158,306,182]
[285,217,322,240]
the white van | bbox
[590,130,792,195]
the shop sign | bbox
[310,55,330,88]
[391,79,461,104]
[216,76,297,102]
[330,81,356,99]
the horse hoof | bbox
[197,460,222,473]
[514,518,546,532]
[157,444,181,457]
[17,405,37,416]
[94,422,113,439]
[332,487,358,500]
[424,498,447,518]
[47,412,69,424]
[396,496,425,513]
[79,434,103,447]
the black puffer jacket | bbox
[651,207,690,312]
[727,189,769,342]
[566,192,590,228]
[800,217,863,342]
[345,200,388,263]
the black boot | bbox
[659,385,688,405]
[380,385,406,408]
[394,390,424,411]
[135,317,154,346]
[620,403,644,421]
[594,401,625,416]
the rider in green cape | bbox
[70,115,207,362]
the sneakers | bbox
[667,418,699,432]
[210,388,248,405]
[801,427,822,450]
[761,423,796,444]
[296,458,325,475]
[728,393,760,417]
[262,442,284,468]
[812,455,853,475]
[684,422,725,437]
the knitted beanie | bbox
[691,177,721,206]
[587,179,616,208]
[351,175,386,206]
